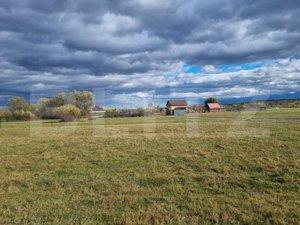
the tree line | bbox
[0,91,95,122]
[0,93,223,122]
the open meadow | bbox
[0,108,299,224]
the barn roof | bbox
[207,103,221,109]
[166,100,187,106]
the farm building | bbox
[206,103,222,112]
[166,100,188,115]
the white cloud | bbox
[1,0,300,105]
[129,91,152,98]
[202,65,217,73]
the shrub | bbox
[12,111,33,121]
[53,104,81,122]
[104,109,145,118]
[35,98,57,119]
[105,108,119,113]
[0,109,13,121]
[137,107,145,116]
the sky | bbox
[0,0,300,107]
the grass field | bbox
[0,108,299,224]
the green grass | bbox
[0,109,299,224]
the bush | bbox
[105,108,119,113]
[0,109,12,121]
[12,111,33,121]
[53,104,81,122]
[136,108,145,116]
[104,109,145,118]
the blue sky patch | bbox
[184,64,201,73]
[183,61,271,75]
[217,63,262,73]
[216,60,277,73]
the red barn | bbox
[207,103,221,112]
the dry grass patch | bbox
[0,109,299,224]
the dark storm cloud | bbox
[0,0,300,105]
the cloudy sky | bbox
[0,0,300,107]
